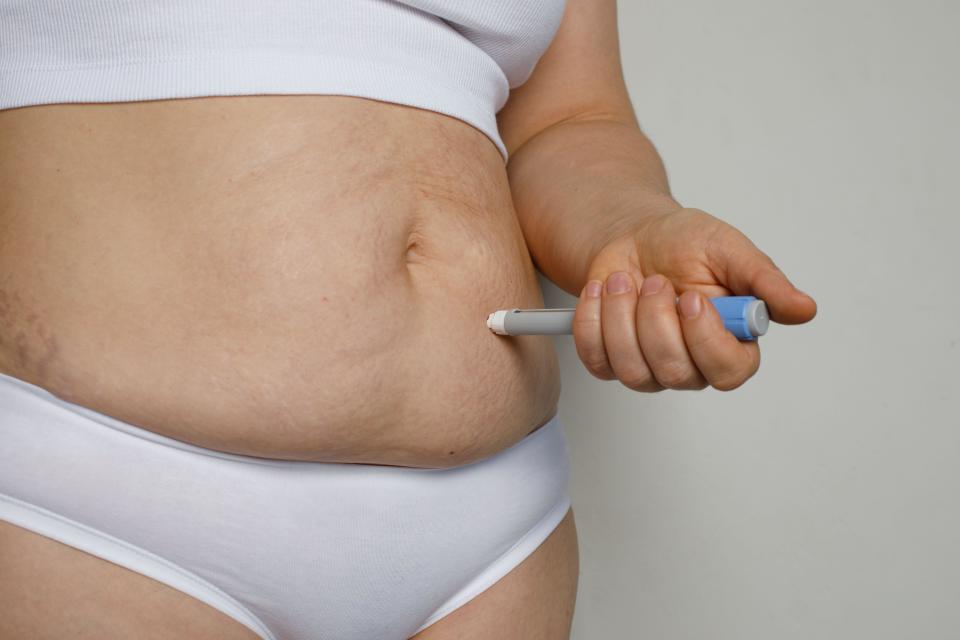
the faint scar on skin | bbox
[0,288,61,382]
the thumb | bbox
[708,228,817,325]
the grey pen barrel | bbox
[488,308,576,335]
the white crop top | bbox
[0,0,567,159]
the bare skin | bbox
[0,0,816,637]
[0,95,561,469]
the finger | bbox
[573,279,616,380]
[678,290,761,391]
[636,274,708,390]
[601,271,663,392]
[706,226,818,325]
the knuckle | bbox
[619,369,660,392]
[573,333,605,365]
[653,360,695,389]
[622,379,662,393]
[590,368,618,382]
[579,352,615,380]
[685,328,722,352]
[576,344,615,380]
[677,376,708,391]
[572,312,600,330]
[750,347,762,374]
[710,366,752,391]
[712,377,743,392]
[587,363,617,380]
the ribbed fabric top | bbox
[0,0,568,159]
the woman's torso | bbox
[0,95,561,468]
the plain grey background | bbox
[540,1,959,638]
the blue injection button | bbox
[709,296,770,340]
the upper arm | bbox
[496,0,637,157]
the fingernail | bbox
[679,292,702,319]
[584,280,603,298]
[641,275,665,296]
[605,271,632,295]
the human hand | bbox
[573,208,817,391]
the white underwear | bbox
[0,371,571,639]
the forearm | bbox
[507,117,681,296]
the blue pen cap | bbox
[709,296,769,340]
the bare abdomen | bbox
[0,96,560,468]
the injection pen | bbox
[486,296,770,341]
